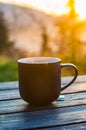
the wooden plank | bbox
[0,89,20,101]
[38,123,86,130]
[74,75,86,83]
[62,75,86,83]
[0,75,86,91]
[0,81,18,91]
[0,92,86,114]
[62,82,86,94]
[0,82,86,101]
[0,76,86,129]
[0,105,86,129]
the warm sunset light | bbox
[22,0,69,15]
[75,0,86,19]
[0,0,86,19]
[4,0,69,15]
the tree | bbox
[66,0,78,63]
[55,0,86,64]
[67,0,77,19]
[0,12,13,55]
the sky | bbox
[0,0,86,19]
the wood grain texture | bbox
[0,92,86,114]
[0,89,20,101]
[0,75,86,91]
[0,81,18,91]
[38,123,86,130]
[0,76,86,129]
[0,105,86,129]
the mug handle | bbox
[61,63,78,91]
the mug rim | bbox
[18,57,61,64]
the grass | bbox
[0,56,18,82]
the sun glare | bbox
[0,0,86,19]
[75,0,86,19]
[15,0,69,15]
[15,0,86,19]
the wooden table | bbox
[0,75,86,130]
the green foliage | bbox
[0,57,18,82]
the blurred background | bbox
[0,0,86,82]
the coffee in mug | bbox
[18,57,78,106]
